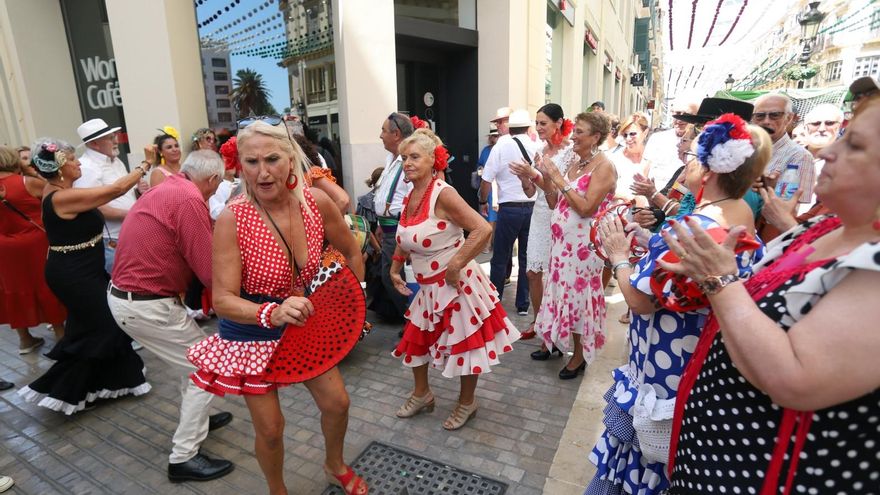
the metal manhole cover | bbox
[322,441,508,495]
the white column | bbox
[560,6,586,115]
[105,0,208,161]
[0,0,81,147]
[332,0,397,200]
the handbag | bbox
[630,322,676,464]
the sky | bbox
[196,0,291,113]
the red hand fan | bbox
[650,227,762,313]
[263,266,366,384]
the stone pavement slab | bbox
[0,279,622,494]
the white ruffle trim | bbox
[17,383,152,416]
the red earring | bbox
[286,173,298,190]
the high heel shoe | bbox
[558,361,586,380]
[530,346,563,361]
[396,392,435,418]
[443,400,478,430]
[325,465,369,495]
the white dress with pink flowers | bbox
[534,171,612,365]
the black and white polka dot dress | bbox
[668,216,880,494]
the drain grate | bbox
[321,441,508,495]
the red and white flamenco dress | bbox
[187,190,324,396]
[392,179,520,377]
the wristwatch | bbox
[560,184,572,194]
[699,274,740,295]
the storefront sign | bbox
[604,52,614,72]
[60,0,130,158]
[631,73,646,86]
[550,0,575,27]
[615,67,622,81]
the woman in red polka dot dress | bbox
[186,121,367,495]
[390,129,521,431]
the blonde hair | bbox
[0,146,20,172]
[236,121,312,217]
[399,128,443,159]
[619,113,649,135]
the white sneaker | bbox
[0,476,14,493]
[131,341,144,351]
[517,310,528,316]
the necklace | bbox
[403,179,435,224]
[577,149,600,170]
[255,198,310,295]
[694,197,732,210]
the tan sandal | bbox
[443,400,478,430]
[396,392,435,418]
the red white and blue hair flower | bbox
[696,113,754,174]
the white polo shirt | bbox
[482,134,542,204]
[73,147,137,239]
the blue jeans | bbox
[103,237,118,276]
[489,203,532,311]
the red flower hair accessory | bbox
[550,118,574,146]
[433,145,450,171]
[219,136,240,172]
[410,116,429,129]
[560,118,574,137]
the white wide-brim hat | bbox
[77,118,121,144]
[490,106,511,122]
[507,109,532,128]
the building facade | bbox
[200,42,234,129]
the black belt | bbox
[109,285,171,301]
[499,202,535,208]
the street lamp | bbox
[797,1,826,66]
[725,74,735,91]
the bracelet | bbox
[478,200,488,205]
[611,260,633,279]
[661,199,674,211]
[392,254,406,263]
[257,302,279,329]
[134,166,146,177]
[650,190,660,201]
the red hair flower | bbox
[560,118,574,137]
[433,145,449,171]
[219,136,240,172]
[410,116,429,130]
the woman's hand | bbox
[630,173,656,198]
[656,217,742,283]
[536,154,563,184]
[600,215,635,264]
[508,160,534,180]
[143,145,158,167]
[625,221,653,249]
[445,260,462,288]
[271,296,316,327]
[758,187,799,231]
[390,272,412,297]
[633,208,658,229]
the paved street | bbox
[0,269,627,495]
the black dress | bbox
[17,191,151,414]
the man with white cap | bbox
[479,109,541,319]
[73,118,136,275]
[491,106,511,136]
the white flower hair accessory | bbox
[696,113,755,174]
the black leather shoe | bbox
[208,412,232,431]
[530,347,563,361]
[0,381,14,391]
[558,361,586,380]
[168,453,233,482]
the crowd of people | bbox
[0,74,878,495]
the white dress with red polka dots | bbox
[187,191,324,396]
[392,179,520,378]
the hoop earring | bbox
[286,172,298,190]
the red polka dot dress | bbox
[187,191,324,396]
[392,179,520,378]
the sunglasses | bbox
[237,115,283,128]
[807,120,840,128]
[752,111,786,121]
[387,113,409,133]
[683,151,698,161]
[623,131,640,138]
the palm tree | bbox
[231,68,277,117]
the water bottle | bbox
[774,163,800,201]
